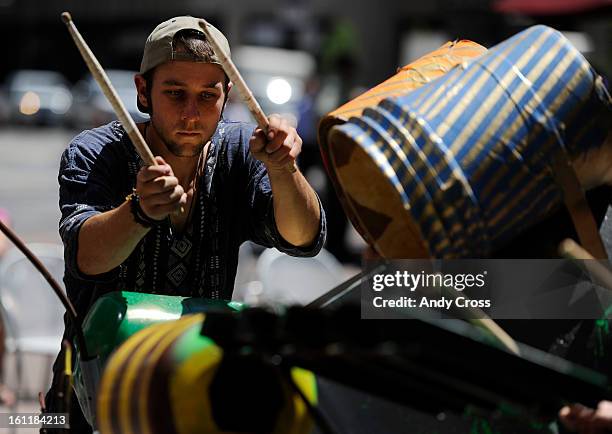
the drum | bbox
[73,292,314,434]
[327,25,612,258]
[318,39,487,256]
[73,291,247,428]
[96,314,316,434]
[78,291,245,367]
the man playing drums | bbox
[45,16,325,432]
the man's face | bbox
[137,61,228,157]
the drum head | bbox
[328,127,430,258]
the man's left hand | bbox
[560,402,612,434]
[249,114,302,173]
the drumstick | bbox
[437,285,520,355]
[198,19,298,174]
[559,238,612,291]
[469,318,520,355]
[61,12,184,219]
[61,12,156,167]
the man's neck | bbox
[138,122,203,187]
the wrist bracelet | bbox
[125,190,163,228]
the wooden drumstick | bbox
[559,238,612,291]
[198,19,298,173]
[62,12,185,219]
[561,238,599,260]
[437,284,520,355]
[61,12,156,167]
[469,317,520,355]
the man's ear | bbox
[134,74,149,110]
[222,81,233,107]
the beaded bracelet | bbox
[125,189,163,228]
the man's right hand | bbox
[76,155,188,276]
[136,156,187,221]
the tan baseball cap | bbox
[139,16,231,74]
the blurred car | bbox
[231,45,316,123]
[68,69,148,130]
[5,70,73,126]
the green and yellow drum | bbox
[75,291,316,434]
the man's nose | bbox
[181,97,200,122]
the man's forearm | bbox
[268,168,321,247]
[77,201,149,275]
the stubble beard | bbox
[151,119,206,158]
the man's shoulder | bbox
[61,121,132,174]
[217,119,256,147]
[214,120,262,174]
[66,121,128,156]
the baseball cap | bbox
[139,16,231,74]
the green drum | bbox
[80,291,245,366]
[73,292,316,434]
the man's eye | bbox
[165,90,183,97]
[201,92,217,100]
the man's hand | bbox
[560,402,612,434]
[248,115,320,247]
[249,114,302,172]
[136,156,187,221]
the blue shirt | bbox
[58,120,326,319]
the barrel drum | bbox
[327,25,612,258]
[318,40,487,253]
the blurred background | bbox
[0,0,610,425]
[0,0,610,260]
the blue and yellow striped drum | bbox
[327,25,612,258]
[318,40,487,253]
